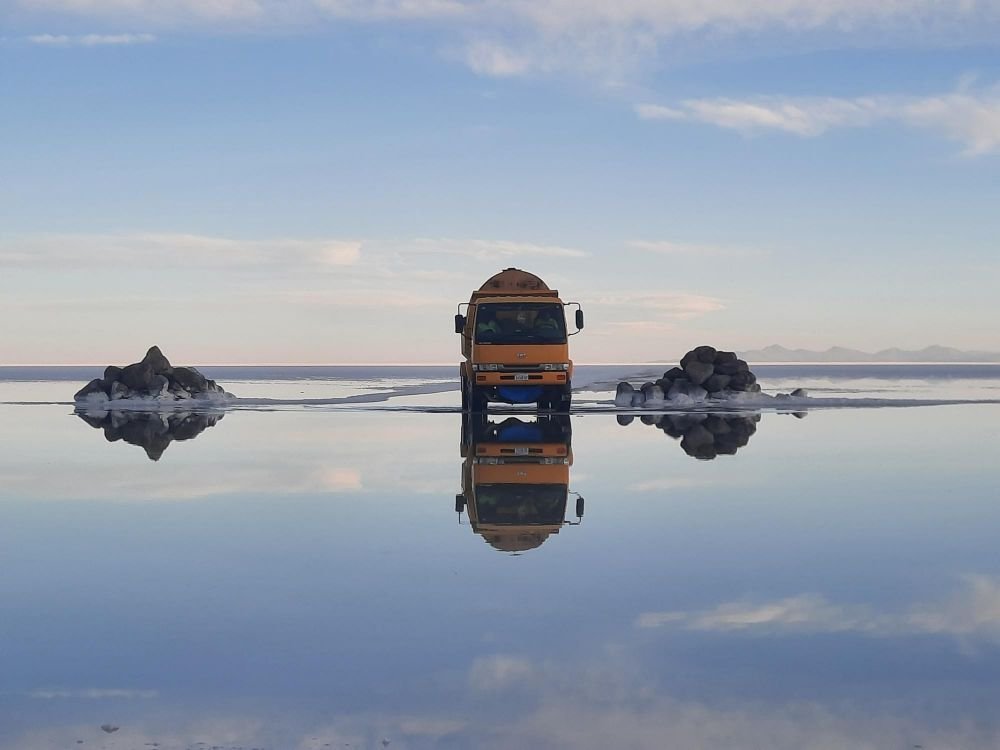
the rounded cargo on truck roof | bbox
[478,268,551,293]
[481,530,553,553]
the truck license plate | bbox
[514,373,529,381]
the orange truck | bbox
[455,414,584,554]
[454,268,584,412]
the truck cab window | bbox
[474,303,567,344]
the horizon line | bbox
[2,361,999,368]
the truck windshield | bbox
[474,303,567,345]
[474,484,567,525]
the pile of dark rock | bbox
[74,346,234,404]
[77,411,223,461]
[616,346,761,406]
[617,412,760,460]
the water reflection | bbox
[617,411,763,459]
[76,409,224,461]
[455,414,584,553]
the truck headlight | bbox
[473,364,500,371]
[541,363,569,371]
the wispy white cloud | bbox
[637,83,1000,155]
[15,0,999,77]
[594,292,726,319]
[27,688,158,699]
[408,237,588,259]
[0,233,361,270]
[629,239,760,258]
[636,575,1000,642]
[27,32,155,45]
[469,655,536,691]
[21,0,265,23]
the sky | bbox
[1,0,998,364]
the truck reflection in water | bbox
[617,412,769,459]
[455,414,584,553]
[76,410,223,461]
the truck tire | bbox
[555,384,572,413]
[464,376,488,412]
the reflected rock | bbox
[77,410,223,461]
[620,411,761,459]
[100,725,120,734]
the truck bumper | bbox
[473,372,569,387]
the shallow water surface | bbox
[2,371,1000,749]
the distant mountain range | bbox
[737,345,1000,363]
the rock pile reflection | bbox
[455,414,584,553]
[77,410,223,461]
[617,412,761,459]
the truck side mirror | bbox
[575,495,585,518]
[455,494,466,513]
[575,309,585,330]
[455,314,466,334]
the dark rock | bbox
[152,374,169,395]
[663,366,686,380]
[728,371,757,391]
[680,350,698,368]
[641,382,665,402]
[693,345,717,364]
[668,379,708,401]
[142,345,172,374]
[120,361,157,391]
[110,381,130,400]
[74,378,107,401]
[684,360,714,385]
[171,366,208,393]
[714,350,738,365]
[703,373,732,392]
[103,365,122,386]
[616,414,634,426]
[640,414,659,425]
[715,358,750,376]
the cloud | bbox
[27,688,158,699]
[27,32,156,45]
[0,233,361,270]
[462,39,533,77]
[637,83,1000,155]
[629,239,759,258]
[627,477,724,492]
[408,237,588,259]
[594,292,726,319]
[311,0,471,21]
[636,575,1000,642]
[468,655,536,691]
[20,0,265,23]
[16,0,999,77]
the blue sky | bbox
[1,0,998,363]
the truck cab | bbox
[454,414,584,554]
[455,268,583,412]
